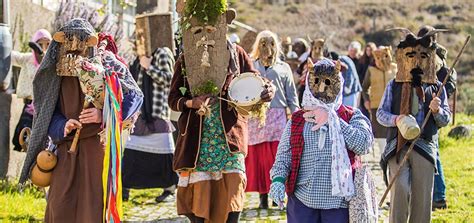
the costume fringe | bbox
[102,70,124,222]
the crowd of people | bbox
[0,1,458,223]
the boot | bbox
[259,193,269,209]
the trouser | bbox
[433,152,446,202]
[388,148,434,223]
[0,92,11,178]
[287,195,349,223]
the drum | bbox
[396,114,420,140]
[228,72,265,115]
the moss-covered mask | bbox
[373,46,393,71]
[307,58,342,104]
[178,0,236,96]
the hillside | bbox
[229,0,474,113]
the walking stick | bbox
[452,88,457,125]
[378,35,470,207]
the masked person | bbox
[269,58,373,223]
[377,29,451,223]
[362,46,397,151]
[19,19,143,223]
[296,38,326,105]
[123,47,178,202]
[11,29,52,151]
[245,30,299,209]
[417,25,454,210]
[169,1,275,222]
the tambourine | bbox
[228,72,265,115]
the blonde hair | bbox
[250,30,282,61]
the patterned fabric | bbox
[248,108,287,145]
[195,103,245,172]
[271,108,372,209]
[376,79,451,163]
[269,181,285,205]
[349,165,378,223]
[137,48,174,120]
[177,170,243,187]
[287,110,306,195]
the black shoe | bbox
[432,199,447,211]
[155,190,174,203]
[272,201,278,207]
[123,188,130,201]
[259,194,269,209]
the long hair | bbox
[249,30,282,61]
[359,42,377,66]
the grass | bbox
[432,113,474,223]
[1,114,473,222]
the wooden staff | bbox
[379,35,470,207]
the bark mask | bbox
[306,58,342,104]
[373,46,393,71]
[389,28,446,84]
[178,0,236,96]
[251,30,280,67]
[52,19,98,77]
[309,38,325,60]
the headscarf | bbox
[301,59,354,199]
[31,29,52,67]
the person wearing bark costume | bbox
[245,30,299,209]
[169,1,275,222]
[417,25,455,210]
[19,18,143,222]
[269,58,373,223]
[362,46,397,151]
[377,28,451,223]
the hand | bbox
[269,181,286,209]
[186,94,211,109]
[64,119,82,137]
[260,79,276,102]
[429,93,441,114]
[139,56,152,70]
[303,107,329,131]
[395,114,405,126]
[364,100,371,110]
[79,108,102,124]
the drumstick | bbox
[69,96,93,153]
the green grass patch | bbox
[432,113,474,223]
[0,181,46,222]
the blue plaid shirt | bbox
[376,79,451,163]
[270,108,373,209]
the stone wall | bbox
[10,0,55,50]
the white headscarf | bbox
[302,59,354,199]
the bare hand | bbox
[364,100,371,110]
[261,79,276,102]
[79,108,102,124]
[186,94,211,109]
[429,93,441,114]
[64,119,82,137]
[139,56,152,70]
[395,115,404,126]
